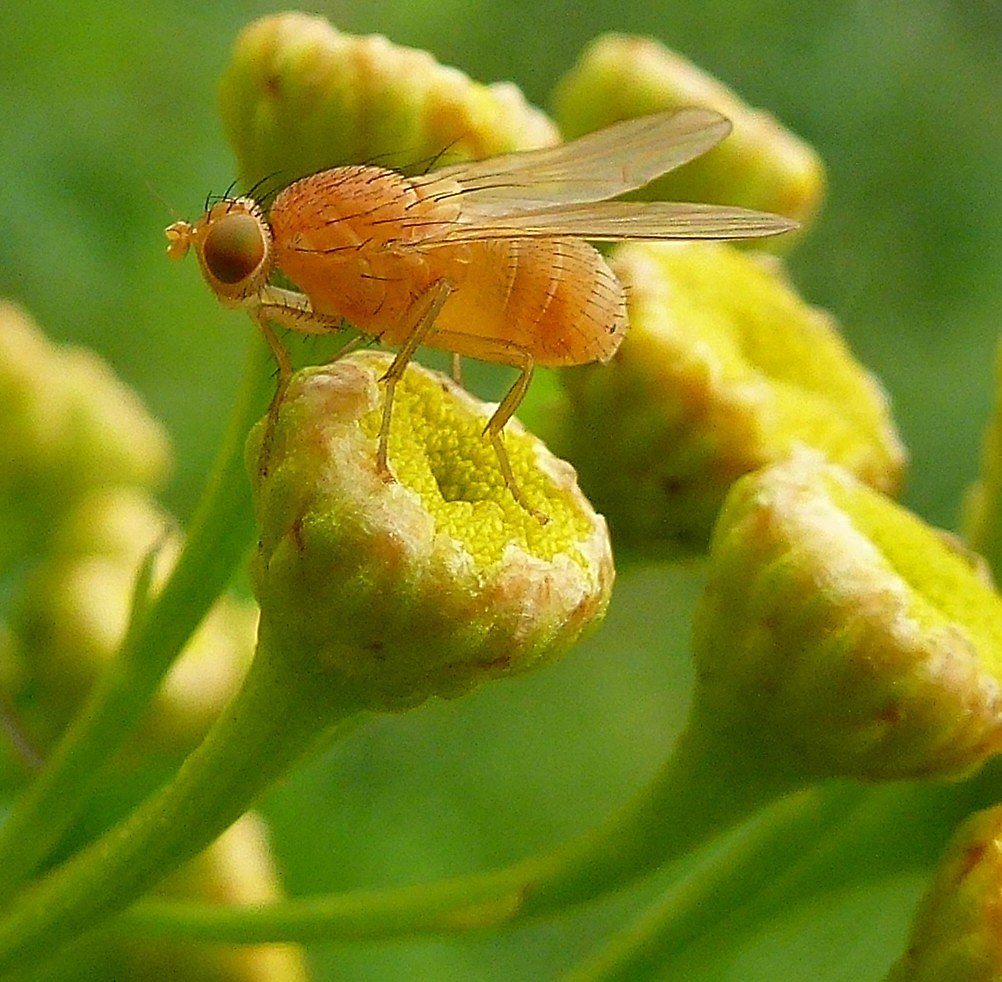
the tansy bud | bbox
[43,484,179,570]
[545,241,905,556]
[691,451,1002,782]
[0,303,170,522]
[551,33,825,234]
[888,803,1002,981]
[117,813,309,982]
[8,488,257,754]
[248,351,614,711]
[220,13,559,187]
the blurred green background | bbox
[1,1,1000,979]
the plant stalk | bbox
[0,613,364,974]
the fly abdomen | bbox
[493,238,628,366]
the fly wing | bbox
[422,200,798,243]
[412,107,732,212]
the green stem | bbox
[117,720,800,944]
[0,614,364,975]
[0,333,272,899]
[562,782,868,981]
[519,720,798,917]
[650,777,981,979]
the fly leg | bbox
[250,286,347,477]
[377,280,454,479]
[248,310,294,480]
[256,285,346,337]
[258,285,367,362]
[422,330,543,523]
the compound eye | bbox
[202,212,267,285]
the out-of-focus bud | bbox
[0,302,171,515]
[888,803,1002,981]
[544,241,905,556]
[691,451,1002,782]
[43,484,179,571]
[963,340,1002,581]
[118,812,309,982]
[220,13,559,186]
[7,488,257,753]
[551,33,825,234]
[248,351,614,712]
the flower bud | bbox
[248,351,614,711]
[221,13,558,186]
[44,484,179,570]
[118,813,309,982]
[551,33,825,234]
[0,302,171,519]
[545,241,905,556]
[7,488,257,753]
[888,804,1002,981]
[691,451,1002,781]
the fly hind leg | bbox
[427,330,544,524]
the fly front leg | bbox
[249,286,347,478]
[259,287,370,364]
[256,285,345,337]
[424,330,543,523]
[252,283,348,407]
[377,279,454,479]
[249,309,293,480]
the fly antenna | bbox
[145,180,183,221]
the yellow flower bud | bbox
[44,485,178,570]
[8,489,257,754]
[551,33,825,235]
[221,13,558,187]
[888,804,1002,981]
[248,351,613,711]
[692,452,1002,781]
[546,241,905,556]
[142,598,259,756]
[0,302,171,512]
[117,813,309,982]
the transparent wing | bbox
[412,107,732,213]
[418,200,798,244]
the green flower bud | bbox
[117,813,309,982]
[8,489,256,754]
[692,452,1002,782]
[248,351,614,712]
[545,241,905,556]
[0,302,171,527]
[142,598,259,756]
[221,13,558,186]
[551,33,825,234]
[43,488,176,571]
[14,557,141,738]
[887,803,1002,982]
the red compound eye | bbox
[202,212,267,285]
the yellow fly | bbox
[166,108,796,514]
